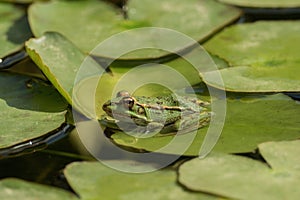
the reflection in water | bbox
[0,123,74,159]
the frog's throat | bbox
[111,110,150,123]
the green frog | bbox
[100,90,212,136]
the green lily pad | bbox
[92,49,213,118]
[26,32,101,106]
[64,161,220,200]
[0,178,77,200]
[111,93,300,155]
[178,140,300,200]
[0,0,31,3]
[218,0,300,8]
[26,32,216,119]
[0,3,31,58]
[28,0,240,59]
[0,0,43,3]
[0,72,67,149]
[74,63,203,119]
[203,21,300,92]
[78,48,223,119]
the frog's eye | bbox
[116,90,130,98]
[122,97,134,110]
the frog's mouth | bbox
[102,101,112,115]
[102,102,118,118]
[102,100,150,126]
[102,102,133,119]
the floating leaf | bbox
[0,3,31,58]
[28,0,240,59]
[74,64,203,119]
[90,48,211,118]
[0,0,31,3]
[218,0,300,8]
[0,72,67,149]
[178,140,300,200]
[64,161,219,200]
[80,51,220,119]
[0,178,77,200]
[26,32,215,119]
[111,93,300,155]
[203,21,300,92]
[26,32,100,106]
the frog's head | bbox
[102,90,148,123]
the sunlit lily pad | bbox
[69,56,206,119]
[178,140,300,200]
[25,32,101,106]
[92,49,215,118]
[0,3,31,58]
[203,21,300,92]
[26,32,216,119]
[218,0,300,8]
[0,178,77,200]
[64,161,220,200]
[77,48,224,119]
[0,72,67,149]
[111,93,300,155]
[28,0,240,59]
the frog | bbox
[100,90,212,136]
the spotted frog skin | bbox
[100,91,212,135]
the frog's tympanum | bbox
[100,90,212,136]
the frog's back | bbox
[135,95,179,107]
[135,94,206,110]
[135,94,204,125]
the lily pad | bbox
[111,93,300,155]
[0,178,77,200]
[218,0,300,8]
[28,0,241,59]
[64,161,219,200]
[77,46,223,119]
[26,32,216,119]
[26,32,101,106]
[0,72,67,149]
[203,21,300,92]
[178,140,300,200]
[0,3,31,58]
[92,49,213,117]
[0,0,31,3]
[73,60,204,119]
